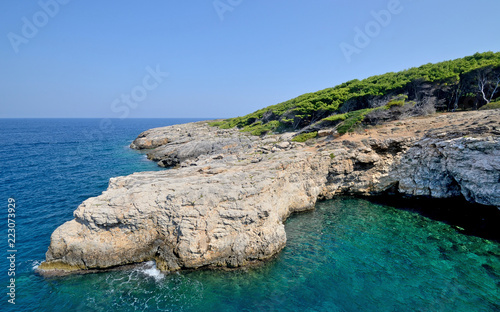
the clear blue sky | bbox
[1,0,500,118]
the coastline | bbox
[38,110,500,275]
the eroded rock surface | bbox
[39,110,500,274]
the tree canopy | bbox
[211,52,500,135]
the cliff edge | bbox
[38,110,500,274]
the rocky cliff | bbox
[38,110,500,274]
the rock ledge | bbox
[38,110,500,274]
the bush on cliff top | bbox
[479,100,500,110]
[211,52,500,135]
[292,132,318,142]
[336,108,376,134]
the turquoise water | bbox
[0,119,499,311]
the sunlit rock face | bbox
[39,110,500,274]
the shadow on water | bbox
[362,195,500,243]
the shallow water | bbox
[0,119,498,311]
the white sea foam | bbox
[139,261,165,281]
[31,260,42,270]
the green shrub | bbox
[323,113,348,122]
[292,132,318,142]
[240,120,281,136]
[210,52,500,133]
[208,121,224,127]
[336,108,374,134]
[386,94,408,108]
[479,100,500,110]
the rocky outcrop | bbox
[388,135,500,206]
[38,110,500,274]
[41,150,329,272]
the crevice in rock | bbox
[447,175,462,197]
[353,161,376,171]
[369,140,407,155]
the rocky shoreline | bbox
[38,110,500,275]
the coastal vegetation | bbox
[291,131,318,142]
[210,52,500,137]
[479,98,500,110]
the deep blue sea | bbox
[0,119,499,312]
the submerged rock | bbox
[38,110,500,275]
